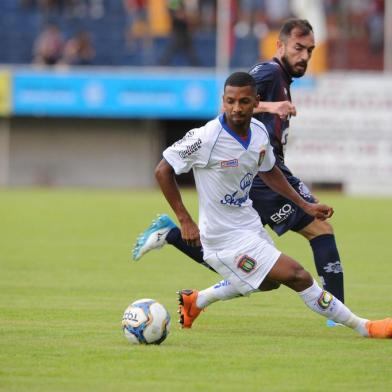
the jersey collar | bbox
[219,114,252,150]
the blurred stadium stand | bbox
[0,0,220,67]
[0,0,385,69]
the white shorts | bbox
[204,232,281,295]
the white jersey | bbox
[163,114,276,253]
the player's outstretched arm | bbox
[258,166,333,220]
[155,159,201,246]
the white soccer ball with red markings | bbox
[122,299,171,345]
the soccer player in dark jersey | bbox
[132,19,344,328]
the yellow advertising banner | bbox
[0,71,11,116]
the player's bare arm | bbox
[253,101,297,119]
[258,166,333,220]
[155,159,201,246]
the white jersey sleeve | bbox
[259,142,275,172]
[163,125,215,175]
[250,118,276,172]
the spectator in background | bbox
[367,0,384,52]
[22,0,75,15]
[71,0,105,19]
[123,0,151,54]
[33,24,64,65]
[324,0,342,42]
[60,30,96,65]
[263,0,293,29]
[159,0,201,66]
[198,0,216,33]
[22,0,105,19]
[234,0,268,39]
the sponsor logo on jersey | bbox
[236,255,257,273]
[178,138,202,158]
[240,172,253,190]
[317,291,334,310]
[172,130,195,147]
[270,203,295,223]
[221,173,253,207]
[258,148,266,166]
[213,280,231,289]
[323,261,343,274]
[220,190,249,207]
[249,64,263,75]
[221,159,238,168]
[298,181,312,199]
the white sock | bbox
[298,280,369,336]
[196,280,242,309]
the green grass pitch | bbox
[1,188,391,392]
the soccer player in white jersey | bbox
[154,71,392,338]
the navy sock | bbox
[310,234,344,303]
[166,227,216,272]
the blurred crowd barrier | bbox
[0,66,391,194]
[9,68,220,118]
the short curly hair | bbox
[279,19,313,41]
[224,72,257,94]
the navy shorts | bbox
[249,176,316,236]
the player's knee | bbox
[318,220,334,235]
[295,267,313,286]
[300,219,334,239]
[285,265,312,288]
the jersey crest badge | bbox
[236,255,257,273]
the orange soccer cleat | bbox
[366,318,392,338]
[177,289,203,329]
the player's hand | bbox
[303,202,334,221]
[273,101,297,119]
[253,101,296,118]
[180,218,201,247]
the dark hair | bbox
[224,72,256,94]
[279,19,313,41]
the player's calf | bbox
[258,279,281,291]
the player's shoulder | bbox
[250,117,270,142]
[175,117,221,147]
[201,116,225,139]
[249,60,280,80]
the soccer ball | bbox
[122,299,171,345]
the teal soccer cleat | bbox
[326,319,343,327]
[132,214,177,261]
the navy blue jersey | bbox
[247,58,317,235]
[249,58,293,178]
